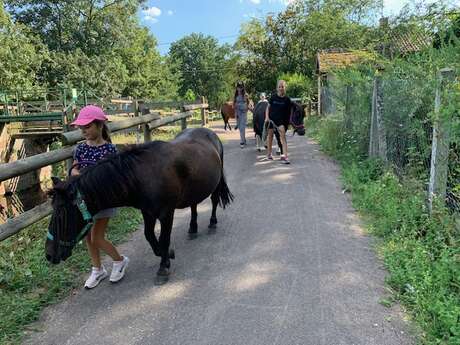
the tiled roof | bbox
[388,30,432,55]
[316,49,363,73]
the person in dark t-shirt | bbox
[264,80,293,164]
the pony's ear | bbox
[51,177,62,186]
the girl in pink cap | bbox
[70,105,129,289]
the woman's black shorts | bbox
[268,115,288,130]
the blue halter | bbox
[47,190,93,247]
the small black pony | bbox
[46,127,233,284]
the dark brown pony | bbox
[220,102,235,130]
[45,128,233,285]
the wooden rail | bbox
[0,104,206,241]
[0,201,52,241]
[60,112,162,145]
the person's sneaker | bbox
[240,143,245,148]
[280,156,291,164]
[267,154,273,160]
[110,256,129,283]
[84,266,107,289]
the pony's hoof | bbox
[157,266,170,276]
[188,232,198,240]
[169,249,175,259]
[154,274,169,285]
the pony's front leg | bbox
[155,210,175,285]
[142,210,160,257]
[188,204,198,239]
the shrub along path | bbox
[24,122,413,345]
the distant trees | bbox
[2,0,457,104]
[169,33,235,106]
[235,0,383,96]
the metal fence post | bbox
[344,85,353,131]
[428,68,455,213]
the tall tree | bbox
[5,0,145,55]
[169,33,231,106]
[235,18,279,94]
[5,0,179,98]
[235,0,383,93]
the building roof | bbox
[387,29,432,55]
[316,49,363,74]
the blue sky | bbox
[138,0,446,55]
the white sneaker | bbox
[110,256,129,283]
[84,266,107,289]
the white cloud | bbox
[143,6,162,22]
[167,10,174,15]
[268,0,296,4]
[249,0,261,4]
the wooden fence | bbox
[0,99,209,241]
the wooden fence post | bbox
[201,96,207,126]
[369,71,386,161]
[133,99,142,144]
[139,102,152,143]
[181,104,187,131]
[428,68,455,213]
[63,101,73,174]
[143,123,151,142]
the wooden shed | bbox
[316,49,362,115]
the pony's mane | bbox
[73,141,166,210]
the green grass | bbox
[307,116,460,345]
[0,208,143,345]
[112,126,182,145]
[0,128,180,344]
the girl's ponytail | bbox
[102,123,112,143]
[99,121,112,143]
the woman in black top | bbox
[265,80,292,164]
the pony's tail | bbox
[216,172,234,209]
[215,137,233,208]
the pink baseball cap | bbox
[71,105,108,126]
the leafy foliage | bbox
[0,2,47,90]
[3,0,177,98]
[234,0,382,95]
[169,33,233,106]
